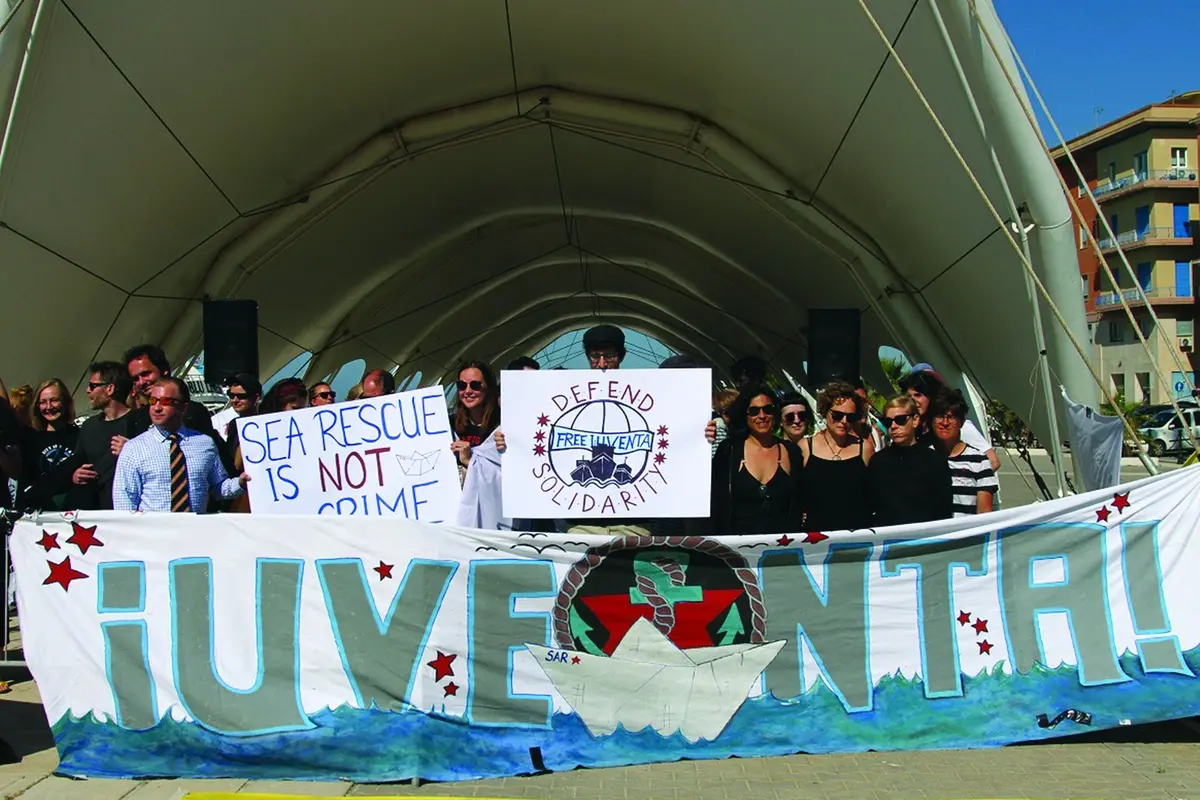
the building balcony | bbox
[1093,285,1194,309]
[1092,167,1199,201]
[1096,225,1195,253]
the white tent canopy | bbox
[0,0,1095,448]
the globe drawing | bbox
[549,399,653,488]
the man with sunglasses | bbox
[54,361,133,510]
[113,378,248,513]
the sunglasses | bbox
[456,380,486,392]
[87,381,111,390]
[228,392,252,400]
[829,410,862,423]
[886,414,914,428]
[313,391,335,401]
[783,412,808,425]
[748,404,776,417]
[147,396,183,407]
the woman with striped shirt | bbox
[930,389,998,517]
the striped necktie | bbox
[168,433,191,513]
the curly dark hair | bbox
[929,388,968,421]
[727,384,779,434]
[816,380,863,417]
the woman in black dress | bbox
[802,380,874,532]
[711,386,804,535]
[866,395,953,527]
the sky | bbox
[995,0,1198,141]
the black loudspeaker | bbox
[202,299,259,384]
[807,309,861,387]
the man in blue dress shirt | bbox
[113,377,249,513]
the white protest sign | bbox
[235,387,461,520]
[500,368,712,519]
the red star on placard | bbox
[373,561,394,581]
[978,640,994,655]
[537,414,550,427]
[533,444,546,456]
[534,430,546,443]
[972,618,989,635]
[657,425,668,436]
[36,530,60,552]
[654,452,666,464]
[956,611,972,626]
[582,588,743,654]
[657,438,669,450]
[66,522,103,555]
[571,655,581,665]
[443,682,459,697]
[804,531,829,544]
[427,651,457,681]
[43,556,88,592]
[1112,492,1131,513]
[777,534,794,546]
[1095,506,1111,523]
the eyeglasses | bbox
[587,352,621,365]
[456,380,486,392]
[313,391,335,401]
[228,392,252,400]
[87,381,111,390]
[747,404,776,417]
[934,412,963,423]
[783,412,807,425]
[829,410,862,423]
[886,414,914,428]
[147,396,183,407]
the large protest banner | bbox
[235,387,460,519]
[12,466,1200,783]
[501,368,712,518]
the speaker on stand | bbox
[202,300,260,385]
[806,309,861,388]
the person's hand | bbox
[238,473,252,488]
[704,419,717,444]
[495,430,507,453]
[72,464,98,485]
[451,439,472,466]
[111,435,129,457]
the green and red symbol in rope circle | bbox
[552,535,766,655]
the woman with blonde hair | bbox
[801,380,874,532]
[17,378,78,510]
[866,395,952,526]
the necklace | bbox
[824,430,849,461]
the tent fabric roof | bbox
[0,0,1094,442]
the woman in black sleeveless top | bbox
[802,381,874,532]
[711,386,804,535]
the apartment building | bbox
[1052,91,1199,405]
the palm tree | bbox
[880,356,908,394]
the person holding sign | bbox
[113,378,249,513]
[451,361,500,475]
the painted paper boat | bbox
[527,617,786,743]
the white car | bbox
[1139,408,1200,456]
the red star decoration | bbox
[533,444,546,456]
[36,530,60,552]
[658,438,669,450]
[777,534,794,546]
[534,430,546,443]
[657,425,668,436]
[427,651,457,681]
[972,618,989,635]
[537,414,550,427]
[654,452,666,464]
[66,522,103,555]
[978,640,994,655]
[373,561,394,581]
[803,531,829,544]
[43,556,88,592]
[582,588,744,654]
[956,611,971,626]
[1095,506,1111,523]
[571,655,581,665]
[1112,492,1131,513]
[443,682,459,697]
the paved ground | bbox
[990,448,1183,509]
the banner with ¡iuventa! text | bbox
[11,465,1200,783]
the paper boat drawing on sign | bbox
[527,617,786,743]
[395,450,440,477]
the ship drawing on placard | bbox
[527,617,785,743]
[395,450,440,477]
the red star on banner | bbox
[978,640,994,655]
[373,561,394,581]
[427,651,457,681]
[534,430,546,443]
[656,425,668,436]
[654,452,666,464]
[1095,506,1111,523]
[43,556,88,592]
[66,522,103,555]
[972,618,989,635]
[571,655,581,665]
[582,588,744,654]
[956,611,972,626]
[777,534,794,546]
[533,444,546,456]
[804,531,829,544]
[658,438,669,450]
[537,414,550,427]
[36,530,60,552]
[443,682,459,697]
[1112,492,1131,513]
